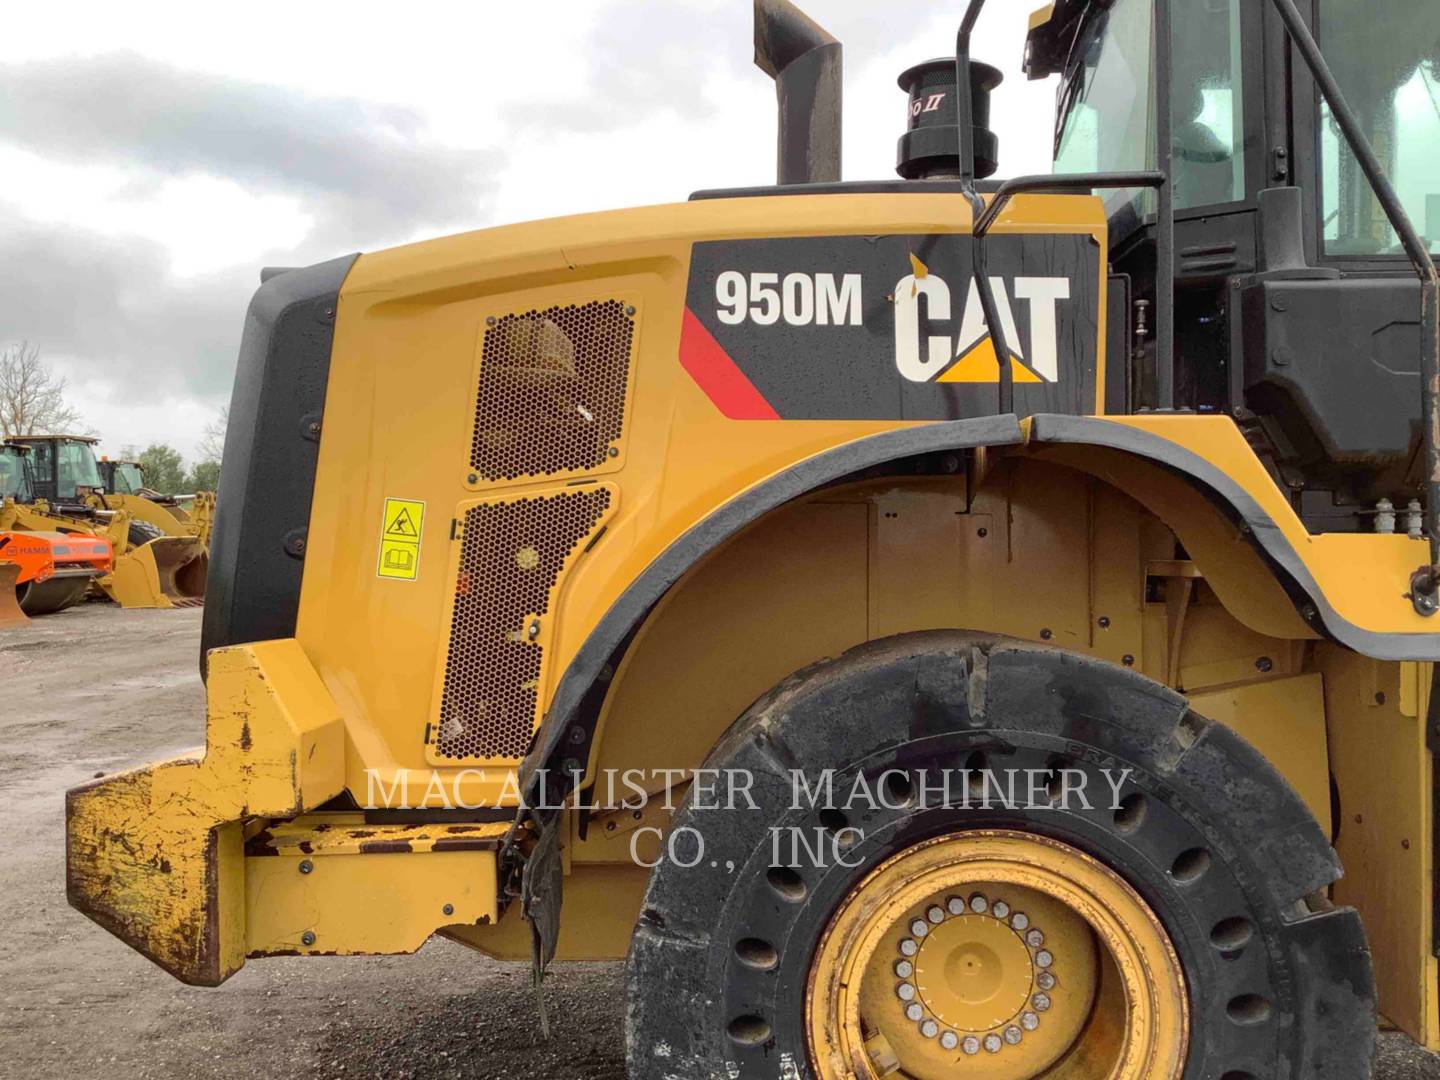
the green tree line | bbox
[117,407,227,495]
[121,443,220,495]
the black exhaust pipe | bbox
[753,0,842,185]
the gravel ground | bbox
[1,603,1436,1078]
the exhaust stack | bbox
[753,0,842,185]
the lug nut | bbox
[1026,929,1044,947]
[1035,949,1053,968]
[961,1035,981,1055]
[920,1019,939,1039]
[984,1034,1002,1053]
[910,920,929,938]
[1004,1025,1023,1045]
[899,938,918,957]
[1033,992,1052,1012]
[927,905,945,924]
[940,1031,959,1050]
[969,894,988,914]
[895,960,913,978]
[897,983,916,1001]
[947,896,966,916]
[1010,912,1029,931]
[1021,1011,1040,1031]
[905,1002,924,1022]
[1037,971,1056,991]
[991,900,1010,919]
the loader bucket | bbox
[151,537,208,603]
[0,562,28,628]
[100,537,208,609]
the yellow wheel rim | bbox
[806,830,1188,1079]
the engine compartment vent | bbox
[470,300,635,483]
[433,486,613,761]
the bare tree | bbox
[197,405,228,465]
[0,342,85,438]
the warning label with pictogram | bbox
[377,497,426,581]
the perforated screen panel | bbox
[434,488,611,761]
[470,300,634,482]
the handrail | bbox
[955,0,1016,411]
[959,0,1439,607]
[1153,0,1175,409]
[973,172,1168,237]
[955,0,1175,417]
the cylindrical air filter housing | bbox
[896,57,1002,180]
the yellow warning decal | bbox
[377,497,426,581]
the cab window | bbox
[0,451,29,501]
[114,463,144,494]
[1319,0,1440,256]
[1054,0,1247,217]
[56,441,102,500]
[30,440,53,495]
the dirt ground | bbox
[2,604,1437,1079]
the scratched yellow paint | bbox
[65,641,345,984]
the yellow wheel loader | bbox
[96,456,217,549]
[3,435,207,609]
[64,0,1440,1075]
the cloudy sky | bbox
[0,0,1058,465]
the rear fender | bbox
[528,413,1440,799]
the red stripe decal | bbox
[679,307,780,420]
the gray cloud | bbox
[0,51,500,247]
[0,204,254,397]
[512,4,743,134]
[0,51,509,420]
[0,4,995,453]
[507,1,944,137]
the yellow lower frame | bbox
[65,641,504,983]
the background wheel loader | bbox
[0,441,113,625]
[2,434,207,609]
[97,456,217,550]
[61,0,1440,1076]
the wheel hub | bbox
[907,897,1045,1041]
[806,830,1188,1080]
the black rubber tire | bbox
[127,519,165,549]
[626,632,1375,1079]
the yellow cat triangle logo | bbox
[936,336,1044,384]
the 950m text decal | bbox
[681,232,1099,420]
